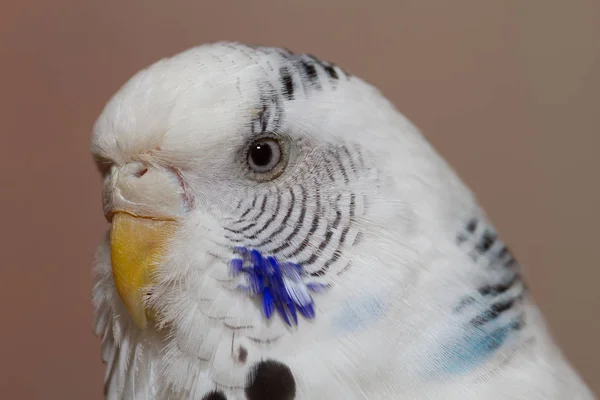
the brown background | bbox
[1,0,598,398]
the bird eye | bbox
[247,138,282,174]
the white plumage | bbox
[91,42,595,399]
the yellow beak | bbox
[110,212,178,329]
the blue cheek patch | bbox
[230,246,329,326]
[332,295,387,334]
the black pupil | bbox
[250,142,273,167]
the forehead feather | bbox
[91,42,396,162]
[92,43,274,158]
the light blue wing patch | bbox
[429,317,523,376]
[421,216,527,376]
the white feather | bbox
[91,42,595,399]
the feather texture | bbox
[91,42,596,399]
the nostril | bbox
[135,168,148,178]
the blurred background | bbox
[1,0,598,398]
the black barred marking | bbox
[253,80,284,135]
[300,231,331,266]
[272,50,350,99]
[337,261,353,276]
[226,222,257,235]
[284,188,321,258]
[505,256,518,268]
[362,193,370,214]
[339,225,350,246]
[280,67,295,100]
[457,217,521,272]
[453,296,477,313]
[223,143,369,278]
[300,61,320,89]
[353,144,366,169]
[256,188,296,247]
[315,187,324,214]
[309,193,353,276]
[317,231,334,252]
[323,64,339,80]
[306,53,347,79]
[470,293,523,327]
[478,273,520,296]
[238,195,258,220]
[330,150,349,184]
[497,245,509,260]
[322,155,336,183]
[353,231,364,246]
[254,195,270,222]
[311,226,349,276]
[269,185,308,254]
[476,231,497,253]
[342,146,358,174]
[234,198,244,210]
[339,67,351,79]
[227,195,269,234]
[454,216,528,338]
[214,46,354,139]
[312,250,341,277]
[297,193,347,267]
[331,194,343,229]
[511,315,525,331]
[466,219,477,233]
[259,103,269,133]
[248,190,282,239]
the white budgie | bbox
[91,42,595,400]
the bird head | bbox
[91,43,474,397]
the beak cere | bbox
[110,212,178,329]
